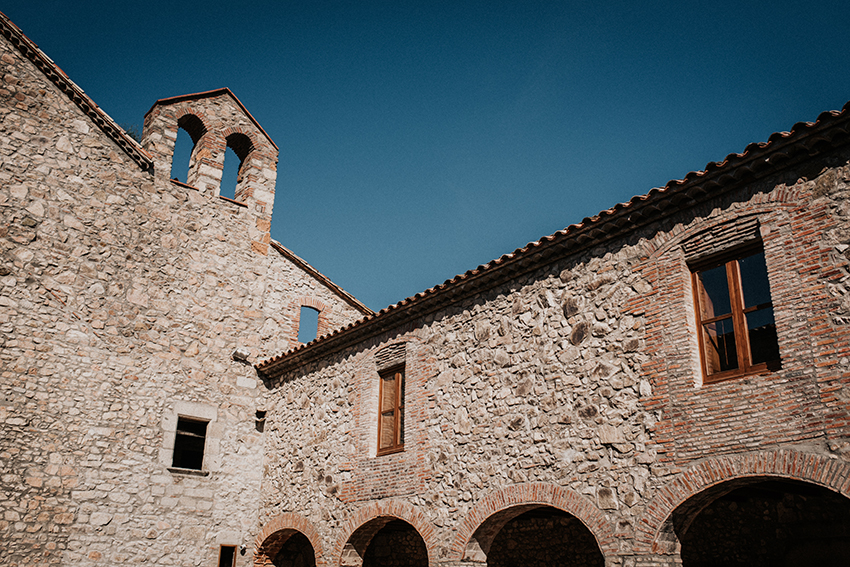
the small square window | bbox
[377,366,404,455]
[172,417,208,470]
[691,243,780,383]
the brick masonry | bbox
[256,145,850,565]
[4,10,850,567]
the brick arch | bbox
[644,201,798,262]
[450,482,617,562]
[290,297,331,347]
[254,512,325,567]
[634,448,850,555]
[333,500,437,567]
[173,109,210,143]
[222,125,266,153]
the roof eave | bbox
[256,102,850,380]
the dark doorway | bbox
[487,507,604,567]
[362,519,427,567]
[272,531,316,567]
[678,479,850,567]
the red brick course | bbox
[254,512,325,566]
[449,482,617,561]
[634,448,850,554]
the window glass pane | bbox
[696,264,732,319]
[747,306,779,364]
[379,413,395,449]
[702,317,738,374]
[739,251,771,308]
[381,374,396,411]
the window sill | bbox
[167,467,210,477]
[703,360,781,385]
[376,446,404,457]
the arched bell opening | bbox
[224,132,255,201]
[171,113,207,185]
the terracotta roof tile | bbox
[257,101,850,378]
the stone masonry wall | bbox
[259,146,850,566]
[142,90,278,256]
[0,32,366,567]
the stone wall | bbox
[258,144,850,566]
[0,28,368,567]
[5,10,850,567]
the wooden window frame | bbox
[691,242,780,384]
[377,366,405,456]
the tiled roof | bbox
[256,100,850,379]
[0,11,154,171]
[145,88,278,151]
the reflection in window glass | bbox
[692,244,780,382]
[696,264,731,319]
[747,307,779,364]
[702,318,738,374]
[739,252,771,308]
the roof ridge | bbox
[0,10,154,171]
[256,99,850,377]
[145,87,278,151]
[270,240,373,316]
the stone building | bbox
[3,10,850,567]
[0,12,371,567]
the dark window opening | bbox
[692,243,780,383]
[218,545,236,567]
[297,306,320,343]
[377,366,405,455]
[172,417,208,470]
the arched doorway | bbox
[271,531,316,567]
[255,522,319,567]
[341,517,428,567]
[485,505,604,567]
[362,519,427,567]
[673,478,850,566]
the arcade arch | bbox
[254,514,323,567]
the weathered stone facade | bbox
[0,13,369,567]
[3,10,850,567]
[254,94,850,567]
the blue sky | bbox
[6,2,850,310]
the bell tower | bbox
[141,88,278,254]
